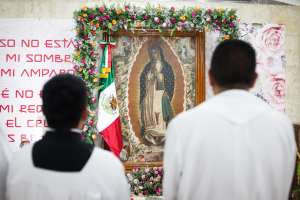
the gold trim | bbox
[102,68,111,72]
[99,73,108,78]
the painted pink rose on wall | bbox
[252,24,285,58]
[256,53,281,80]
[262,66,285,111]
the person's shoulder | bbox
[9,143,33,171]
[261,109,292,126]
[92,147,124,169]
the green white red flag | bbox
[97,40,123,157]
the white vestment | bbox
[0,128,11,200]
[163,89,296,200]
[6,144,129,200]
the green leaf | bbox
[170,27,176,36]
[222,27,228,32]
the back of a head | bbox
[210,39,256,89]
[42,74,86,130]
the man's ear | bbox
[250,73,258,88]
[82,107,88,121]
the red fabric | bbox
[100,116,123,158]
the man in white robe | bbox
[163,40,296,200]
[6,74,129,200]
[0,128,11,200]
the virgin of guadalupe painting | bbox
[112,36,196,162]
[139,46,175,146]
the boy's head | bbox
[42,74,87,130]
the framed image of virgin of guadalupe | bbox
[103,30,205,171]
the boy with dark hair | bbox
[6,74,129,200]
[164,40,295,200]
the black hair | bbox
[42,74,87,130]
[210,39,256,89]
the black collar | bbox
[42,130,82,143]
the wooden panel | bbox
[102,30,206,168]
[123,162,163,173]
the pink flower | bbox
[192,12,196,17]
[92,98,97,103]
[142,175,145,179]
[92,62,96,65]
[171,7,175,11]
[215,20,219,25]
[162,23,167,28]
[75,45,78,48]
[89,121,94,125]
[128,184,131,188]
[191,24,194,29]
[157,174,161,177]
[89,69,94,74]
[90,52,94,55]
[144,168,150,173]
[144,191,147,195]
[217,26,221,31]
[207,9,212,13]
[95,52,99,55]
[144,15,149,20]
[252,25,285,57]
[180,22,184,27]
[135,168,139,171]
[99,17,104,22]
[78,40,82,44]
[74,65,78,70]
[150,176,154,181]
[158,167,162,171]
[138,193,144,197]
[134,187,138,191]
[143,179,146,183]
[132,169,135,172]
[159,189,162,192]
[81,59,85,64]
[139,186,143,189]
[131,14,135,18]
[124,25,127,30]
[147,26,151,30]
[161,178,163,182]
[127,173,131,177]
[81,26,84,31]
[153,167,157,170]
[125,6,129,10]
[84,35,88,39]
[262,66,285,110]
[87,92,89,96]
[90,14,94,18]
[156,192,161,195]
[80,18,83,23]
[150,182,153,185]
[121,18,126,22]
[230,22,234,26]
[76,17,80,21]
[106,15,110,19]
[206,17,211,22]
[83,79,86,82]
[81,134,85,139]
[154,178,159,181]
[154,17,160,23]
[171,18,176,23]
[133,179,139,184]
[83,126,88,131]
[100,7,105,13]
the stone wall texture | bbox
[1,0,299,122]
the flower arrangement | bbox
[127,167,164,197]
[72,3,240,145]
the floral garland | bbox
[127,167,164,197]
[72,3,239,145]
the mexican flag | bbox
[97,40,123,158]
